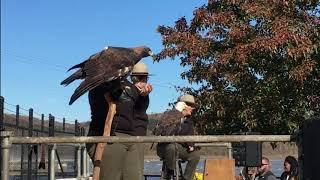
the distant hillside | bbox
[3,111,166,133]
[148,113,164,120]
[3,113,79,134]
[147,112,164,132]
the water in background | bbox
[10,159,284,180]
[144,159,284,179]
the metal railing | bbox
[0,96,299,179]
[9,134,293,144]
[0,96,85,179]
[1,131,294,180]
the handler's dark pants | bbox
[87,132,144,180]
[157,143,200,180]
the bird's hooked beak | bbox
[148,50,156,61]
[148,50,153,56]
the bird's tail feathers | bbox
[68,76,118,105]
[67,61,86,71]
[69,78,103,105]
[60,70,83,86]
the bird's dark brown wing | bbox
[68,47,138,104]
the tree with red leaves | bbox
[155,0,320,134]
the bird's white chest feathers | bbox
[118,66,131,77]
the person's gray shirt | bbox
[256,171,277,180]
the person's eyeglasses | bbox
[260,164,268,167]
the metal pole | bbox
[227,143,232,159]
[86,153,90,177]
[50,144,56,180]
[82,144,87,178]
[35,132,38,179]
[74,120,79,176]
[21,130,25,179]
[10,135,294,144]
[27,146,32,180]
[55,150,65,178]
[1,131,12,180]
[77,144,81,178]
[27,108,33,180]
[175,143,179,180]
[48,114,54,179]
[81,127,87,178]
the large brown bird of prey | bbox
[61,46,153,105]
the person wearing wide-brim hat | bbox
[178,94,197,107]
[129,63,153,178]
[156,94,200,180]
[86,62,152,180]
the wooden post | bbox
[63,118,66,132]
[16,105,20,127]
[0,96,4,131]
[49,115,55,137]
[92,95,116,180]
[41,114,44,133]
[28,108,34,136]
[75,120,78,134]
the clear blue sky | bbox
[1,0,207,122]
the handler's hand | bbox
[135,82,153,96]
[188,146,195,152]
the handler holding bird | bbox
[61,46,153,180]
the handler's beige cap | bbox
[179,94,196,106]
[131,63,148,76]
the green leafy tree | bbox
[155,0,320,134]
